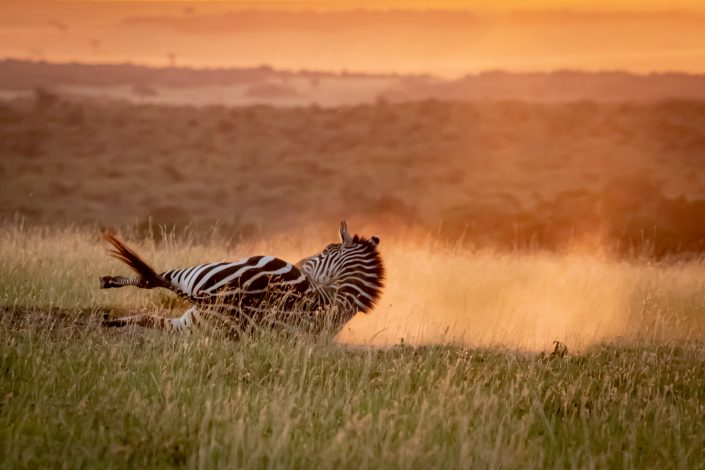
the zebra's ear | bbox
[370,236,380,247]
[340,220,353,246]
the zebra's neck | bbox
[299,240,384,320]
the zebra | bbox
[99,221,384,336]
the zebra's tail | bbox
[100,232,169,290]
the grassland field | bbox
[1,224,705,468]
[3,83,705,467]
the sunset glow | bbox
[48,0,705,9]
[3,1,705,75]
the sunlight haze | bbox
[3,1,705,74]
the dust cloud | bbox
[337,239,635,352]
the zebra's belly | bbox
[193,280,319,330]
[196,281,312,311]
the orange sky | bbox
[54,0,705,9]
[2,2,705,75]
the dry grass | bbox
[3,223,705,350]
[342,246,705,351]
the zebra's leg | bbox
[100,275,138,289]
[197,307,244,339]
[102,312,172,330]
[102,306,243,338]
[169,306,203,333]
[102,306,203,334]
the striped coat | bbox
[100,221,384,336]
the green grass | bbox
[1,225,705,468]
[2,317,704,468]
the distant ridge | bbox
[385,70,705,103]
[0,59,401,89]
[1,59,704,105]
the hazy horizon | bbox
[3,2,705,76]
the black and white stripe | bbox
[161,256,307,303]
[297,225,383,322]
[99,221,384,335]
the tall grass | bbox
[1,224,705,467]
[2,223,704,350]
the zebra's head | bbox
[299,221,384,320]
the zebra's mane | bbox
[351,234,373,244]
[350,237,385,312]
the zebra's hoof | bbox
[101,313,124,328]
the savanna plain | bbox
[2,84,705,467]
